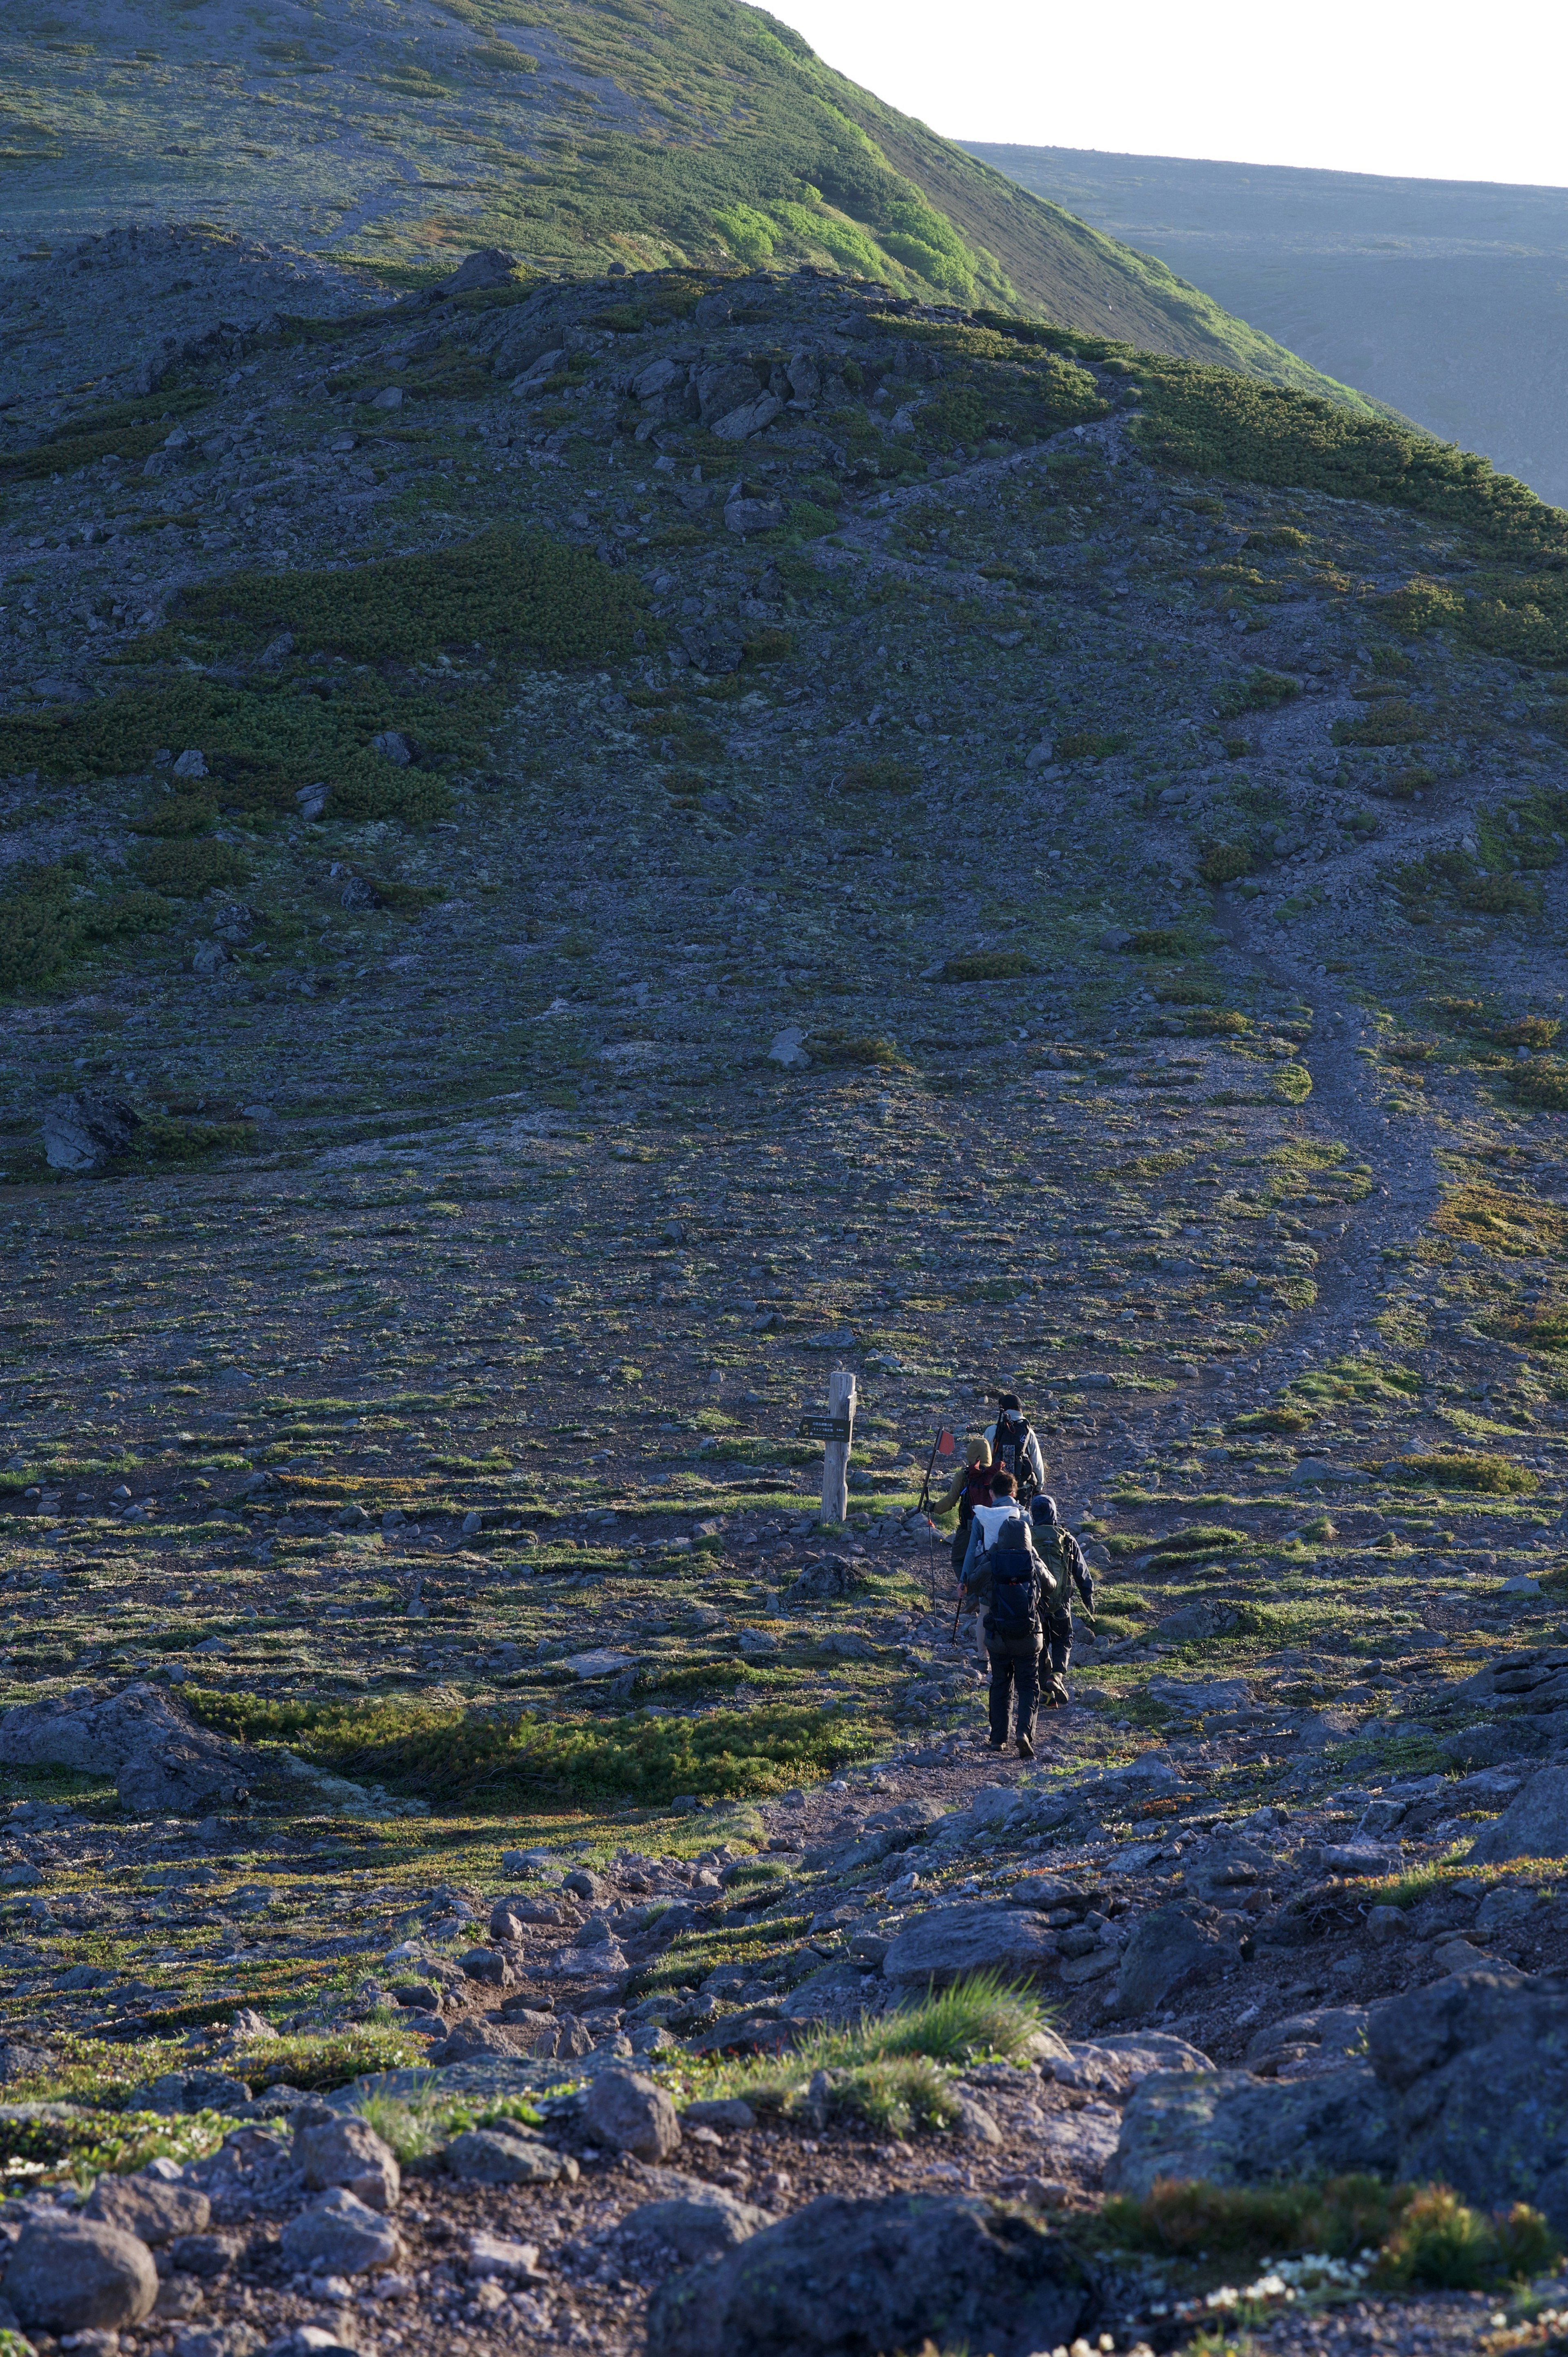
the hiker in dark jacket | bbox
[1028,1492,1095,1705]
[961,1474,1064,1757]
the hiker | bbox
[933,1434,996,1584]
[1028,1492,1095,1706]
[959,1470,1062,1758]
[985,1391,1045,1504]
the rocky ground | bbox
[3,231,1568,2356]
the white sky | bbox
[762,0,1568,188]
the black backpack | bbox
[992,1418,1039,1498]
[980,1519,1040,1640]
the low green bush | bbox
[183,1689,881,1805]
[169,528,654,665]
[129,840,249,897]
[841,757,920,793]
[1390,1452,1536,1494]
[1198,841,1253,885]
[1216,668,1300,715]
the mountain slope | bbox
[1,0,1368,404]
[966,142,1568,506]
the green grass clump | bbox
[840,757,920,793]
[808,1032,904,1068]
[1216,668,1300,716]
[1141,1523,1247,1565]
[1376,2185,1559,2290]
[1390,1452,1535,1494]
[1197,841,1254,885]
[940,950,1036,982]
[1510,1064,1568,1111]
[183,1689,881,1805]
[169,528,653,666]
[699,1973,1048,2138]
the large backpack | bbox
[958,1464,996,1525]
[1033,1524,1070,1606]
[980,1517,1040,1640]
[992,1417,1040,1499]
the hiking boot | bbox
[987,1735,1006,1750]
[1017,1734,1034,1759]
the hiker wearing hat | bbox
[1028,1493,1095,1705]
[932,1433,998,1584]
[985,1393,1045,1505]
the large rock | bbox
[84,2171,210,2243]
[0,1683,258,1817]
[1110,1904,1240,2016]
[582,2067,681,2161]
[294,2111,400,2211]
[620,2189,776,2259]
[42,1090,140,1173]
[1366,1965,1568,2228]
[645,2192,1094,2357]
[277,2188,400,2276]
[3,2214,159,2330]
[1467,1763,1568,1862]
[1107,2067,1397,2199]
[445,2128,574,2185]
[881,1905,1060,1989]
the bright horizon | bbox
[762,0,1568,191]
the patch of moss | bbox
[128,840,249,897]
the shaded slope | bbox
[1,0,1365,405]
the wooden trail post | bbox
[820,1367,855,1524]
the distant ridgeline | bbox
[5,0,1362,403]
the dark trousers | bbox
[1047,1606,1073,1681]
[987,1635,1041,1746]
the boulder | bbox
[1366,1965,1568,2228]
[1467,1763,1568,1862]
[3,2214,159,2331]
[293,2111,401,2211]
[277,2188,400,2277]
[445,2127,573,2185]
[682,2098,757,2132]
[1107,2067,1397,2200]
[441,248,520,294]
[882,1905,1061,1989]
[1029,2102,1122,2180]
[645,2192,1095,2357]
[42,1090,140,1173]
[84,2172,210,2243]
[780,1962,878,2025]
[0,1682,259,1817]
[457,1944,514,1986]
[467,2230,541,2279]
[1110,1904,1240,2016]
[582,2066,681,2161]
[620,2190,776,2259]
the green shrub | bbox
[129,840,249,897]
[1198,841,1253,885]
[1381,578,1466,635]
[1391,1452,1536,1494]
[841,757,919,793]
[808,1033,903,1068]
[183,1689,880,1805]
[1376,2185,1559,2290]
[940,950,1036,982]
[169,528,653,666]
[1126,928,1187,955]
[1141,1522,1247,1565]
[0,867,81,992]
[1056,728,1125,760]
[1216,668,1300,715]
[130,794,216,838]
[80,891,181,943]
[1104,2173,1404,2265]
[1183,1007,1250,1036]
[1276,1061,1313,1104]
[1511,1063,1568,1110]
[1332,701,1428,747]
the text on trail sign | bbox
[799,1416,853,1442]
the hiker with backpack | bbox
[957,1468,1063,1757]
[1028,1493,1096,1705]
[932,1435,996,1584]
[984,1392,1045,1503]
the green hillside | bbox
[2,0,1371,405]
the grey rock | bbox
[127,2070,251,2116]
[724,496,786,536]
[582,2066,681,2161]
[711,394,783,441]
[1111,1904,1240,2016]
[0,1682,259,1816]
[1366,1965,1568,2228]
[1245,2007,1370,2077]
[468,2228,540,2278]
[277,2188,400,2277]
[457,1944,514,1985]
[84,2172,210,2244]
[696,362,762,424]
[441,248,520,294]
[42,1090,141,1174]
[882,1904,1060,1989]
[783,1557,870,1605]
[682,2098,757,2132]
[169,2231,239,2279]
[645,2192,1094,2357]
[293,2112,400,2212]
[1108,2067,1398,2199]
[1468,1763,1568,1862]
[428,2021,533,2065]
[3,2214,159,2331]
[621,2190,776,2258]
[445,2128,573,2184]
[780,1961,877,2025]
[955,2094,1003,2144]
[767,1024,811,1070]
